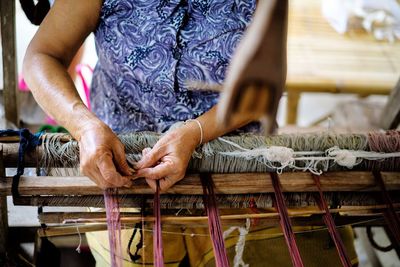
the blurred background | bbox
[0,0,399,266]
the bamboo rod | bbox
[40,204,400,224]
[37,207,396,238]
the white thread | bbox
[75,221,82,253]
[186,119,203,145]
[218,137,400,174]
[326,147,358,168]
[223,219,250,267]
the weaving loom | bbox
[1,130,400,266]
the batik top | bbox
[91,0,256,133]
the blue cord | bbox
[0,129,42,201]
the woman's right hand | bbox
[78,123,133,189]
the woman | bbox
[24,0,357,266]
[23,0,259,192]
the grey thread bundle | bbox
[39,131,400,177]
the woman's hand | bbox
[79,123,133,189]
[134,122,201,192]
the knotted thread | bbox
[270,173,304,267]
[219,137,400,175]
[312,175,352,267]
[201,173,230,267]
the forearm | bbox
[23,52,103,140]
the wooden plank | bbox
[286,0,400,94]
[381,78,400,130]
[0,146,8,260]
[0,0,19,126]
[0,172,399,196]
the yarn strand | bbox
[312,175,352,267]
[104,188,123,267]
[270,173,304,267]
[200,173,230,267]
[373,171,400,244]
[153,181,165,267]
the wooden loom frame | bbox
[1,138,400,262]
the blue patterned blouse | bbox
[91,0,256,133]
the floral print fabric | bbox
[91,0,256,133]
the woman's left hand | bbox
[133,123,201,192]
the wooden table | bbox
[286,0,400,124]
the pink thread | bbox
[270,172,304,267]
[313,175,352,267]
[200,173,230,267]
[104,188,123,267]
[153,181,165,267]
[373,171,400,244]
[368,132,400,245]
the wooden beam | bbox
[0,172,399,196]
[381,77,400,130]
[0,0,19,126]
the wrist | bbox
[182,120,203,149]
[65,102,107,141]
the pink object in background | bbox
[18,75,30,92]
[76,64,93,111]
[18,64,93,125]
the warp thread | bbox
[270,172,304,267]
[153,181,165,267]
[373,171,400,245]
[312,175,352,267]
[104,188,123,267]
[223,219,251,267]
[200,173,230,267]
[367,131,400,246]
[39,132,400,176]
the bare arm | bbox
[23,0,132,188]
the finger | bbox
[135,146,166,169]
[87,168,114,189]
[159,176,177,192]
[146,178,157,192]
[123,179,133,188]
[142,147,151,155]
[112,143,133,176]
[97,152,130,187]
[135,163,175,180]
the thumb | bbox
[112,144,133,176]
